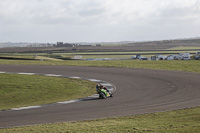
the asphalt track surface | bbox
[0,64,200,128]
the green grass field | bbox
[0,73,96,110]
[1,107,200,132]
[0,58,200,132]
[0,59,200,73]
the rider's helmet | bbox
[96,84,101,91]
[96,84,100,88]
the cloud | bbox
[1,0,199,25]
[0,0,106,25]
[0,0,200,42]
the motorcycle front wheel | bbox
[99,92,107,99]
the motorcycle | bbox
[96,88,113,99]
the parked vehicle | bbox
[131,56,137,60]
[179,53,191,60]
[166,55,175,60]
[191,54,200,60]
[151,55,167,60]
[195,56,200,60]
[139,57,148,60]
[136,54,142,59]
[174,55,182,60]
[132,55,148,60]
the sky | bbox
[0,0,200,43]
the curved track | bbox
[0,64,200,128]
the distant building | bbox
[96,44,102,47]
[56,42,63,47]
[56,42,73,47]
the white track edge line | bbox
[0,71,117,111]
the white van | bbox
[179,53,191,60]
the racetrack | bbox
[0,64,200,128]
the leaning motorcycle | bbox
[96,88,113,99]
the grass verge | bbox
[0,59,200,73]
[0,73,96,110]
[1,107,200,132]
[0,59,200,132]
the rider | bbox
[96,84,112,97]
[96,84,101,92]
[102,86,109,92]
[96,84,109,92]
